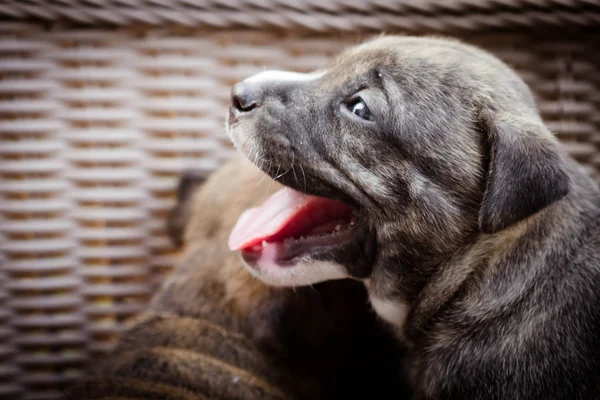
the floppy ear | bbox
[166,170,209,248]
[479,112,570,234]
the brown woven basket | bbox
[0,1,599,399]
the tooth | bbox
[334,224,342,232]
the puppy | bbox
[64,156,408,400]
[226,35,600,399]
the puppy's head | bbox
[226,36,569,299]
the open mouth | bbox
[228,187,360,265]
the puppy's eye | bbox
[346,97,372,121]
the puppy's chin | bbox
[240,255,349,287]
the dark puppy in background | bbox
[227,35,600,399]
[64,156,408,400]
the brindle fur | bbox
[64,156,409,400]
[227,35,600,399]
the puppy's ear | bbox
[478,112,570,234]
[166,170,209,248]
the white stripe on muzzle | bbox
[245,70,326,84]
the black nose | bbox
[231,81,262,112]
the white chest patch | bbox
[369,294,411,329]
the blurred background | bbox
[0,1,598,399]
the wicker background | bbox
[0,1,599,399]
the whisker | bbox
[299,163,307,193]
[291,153,300,190]
[257,154,264,174]
[267,163,280,193]
[246,145,255,165]
[257,158,271,185]
[275,162,293,180]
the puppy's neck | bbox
[368,214,536,338]
[410,219,533,333]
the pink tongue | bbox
[228,188,313,251]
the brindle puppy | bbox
[226,35,600,399]
[64,156,408,400]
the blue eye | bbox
[346,97,372,121]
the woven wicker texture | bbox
[0,4,600,400]
[1,0,600,32]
